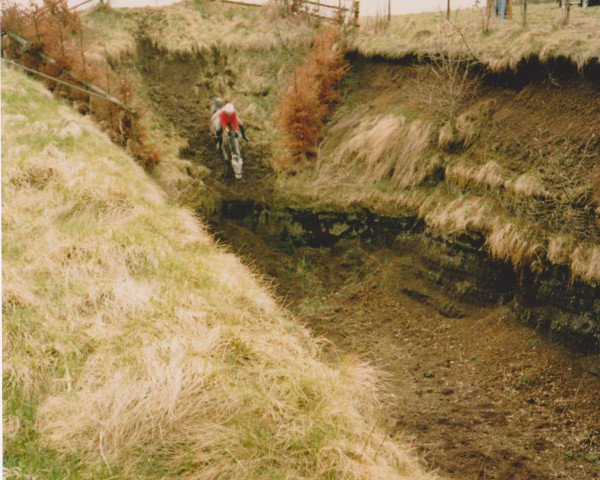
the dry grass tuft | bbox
[486,220,543,271]
[424,195,490,233]
[2,66,433,479]
[446,161,505,190]
[437,114,477,150]
[437,123,453,149]
[421,194,545,271]
[446,161,550,199]
[570,244,600,285]
[305,114,438,196]
[504,173,549,198]
[547,235,574,266]
[454,111,478,146]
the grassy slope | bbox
[354,4,600,70]
[83,1,314,58]
[2,66,433,480]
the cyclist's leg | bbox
[215,121,223,150]
[239,121,248,141]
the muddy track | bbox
[213,219,600,480]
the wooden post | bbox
[485,0,493,32]
[353,0,359,28]
[562,0,571,25]
[387,0,391,24]
[447,0,450,20]
[506,0,513,20]
[522,0,528,26]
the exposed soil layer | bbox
[211,218,600,480]
[216,200,600,351]
[337,57,600,172]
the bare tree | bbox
[424,52,480,150]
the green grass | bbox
[2,65,434,479]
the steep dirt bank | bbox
[131,41,600,350]
[276,54,600,344]
[307,54,600,200]
[210,217,600,480]
[213,201,600,352]
[130,40,599,344]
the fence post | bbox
[561,0,570,25]
[353,0,360,28]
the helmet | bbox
[224,103,235,115]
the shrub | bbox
[308,26,349,107]
[0,0,161,167]
[276,26,349,170]
[275,63,326,169]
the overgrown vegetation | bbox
[2,65,434,480]
[0,0,160,167]
[276,26,349,170]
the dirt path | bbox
[214,220,600,480]
[135,43,277,203]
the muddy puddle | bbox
[210,217,600,480]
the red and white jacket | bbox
[219,110,240,132]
